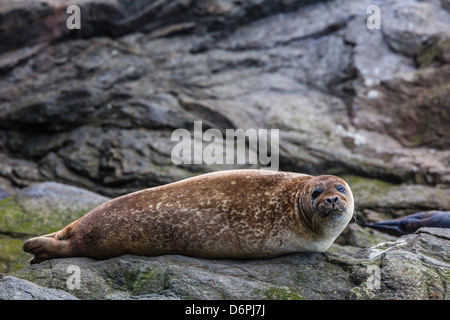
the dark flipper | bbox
[365,211,450,237]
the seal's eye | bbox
[311,188,323,200]
[337,185,346,194]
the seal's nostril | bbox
[326,197,339,204]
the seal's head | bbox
[310,175,354,220]
[298,175,354,234]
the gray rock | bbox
[334,222,397,249]
[0,0,316,55]
[13,181,110,235]
[6,228,450,300]
[0,276,78,300]
[0,0,449,196]
[381,1,450,57]
[443,0,450,12]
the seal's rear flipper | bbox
[23,234,71,264]
[365,211,450,237]
[364,220,409,237]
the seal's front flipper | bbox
[365,211,450,237]
[23,235,72,264]
[55,219,79,240]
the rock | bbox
[0,0,449,196]
[0,276,78,300]
[0,235,28,275]
[334,223,397,249]
[330,222,397,257]
[443,0,450,12]
[344,175,450,217]
[0,153,45,188]
[3,227,449,300]
[0,0,312,54]
[0,182,109,273]
[1,181,110,236]
[356,227,450,299]
[381,1,450,57]
[352,65,450,151]
[37,127,211,196]
[0,176,18,201]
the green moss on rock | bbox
[0,196,87,236]
[130,267,168,296]
[417,39,450,68]
[256,286,306,300]
[0,235,31,274]
[0,197,32,235]
[0,183,110,274]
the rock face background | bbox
[0,0,449,299]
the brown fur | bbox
[23,170,354,263]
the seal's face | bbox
[300,175,354,231]
[311,176,352,219]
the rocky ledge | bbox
[1,227,449,300]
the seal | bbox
[23,169,354,263]
[365,211,450,236]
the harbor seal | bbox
[23,169,354,263]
